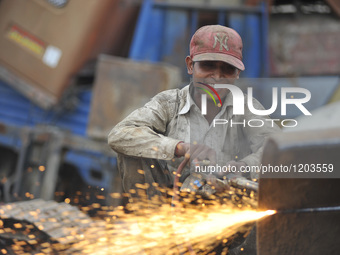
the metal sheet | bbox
[257,129,340,255]
[257,211,340,255]
[87,55,181,140]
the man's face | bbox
[185,57,241,100]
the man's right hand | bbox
[175,142,216,165]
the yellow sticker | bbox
[7,24,46,57]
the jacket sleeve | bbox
[108,90,182,160]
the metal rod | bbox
[228,178,259,192]
[278,205,340,214]
[153,2,262,14]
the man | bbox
[108,25,280,200]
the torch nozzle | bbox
[228,177,259,193]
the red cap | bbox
[190,25,245,71]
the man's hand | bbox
[175,142,216,164]
[205,174,230,193]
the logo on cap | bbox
[213,33,229,51]
[190,25,245,71]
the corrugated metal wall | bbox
[0,79,91,136]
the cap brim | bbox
[192,53,245,71]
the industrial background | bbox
[0,0,339,254]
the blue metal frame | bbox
[0,80,91,136]
[129,0,165,62]
[129,0,268,78]
[260,2,270,77]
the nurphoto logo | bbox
[199,82,312,128]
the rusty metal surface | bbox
[269,15,340,76]
[257,129,340,255]
[257,210,340,255]
[87,55,181,140]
